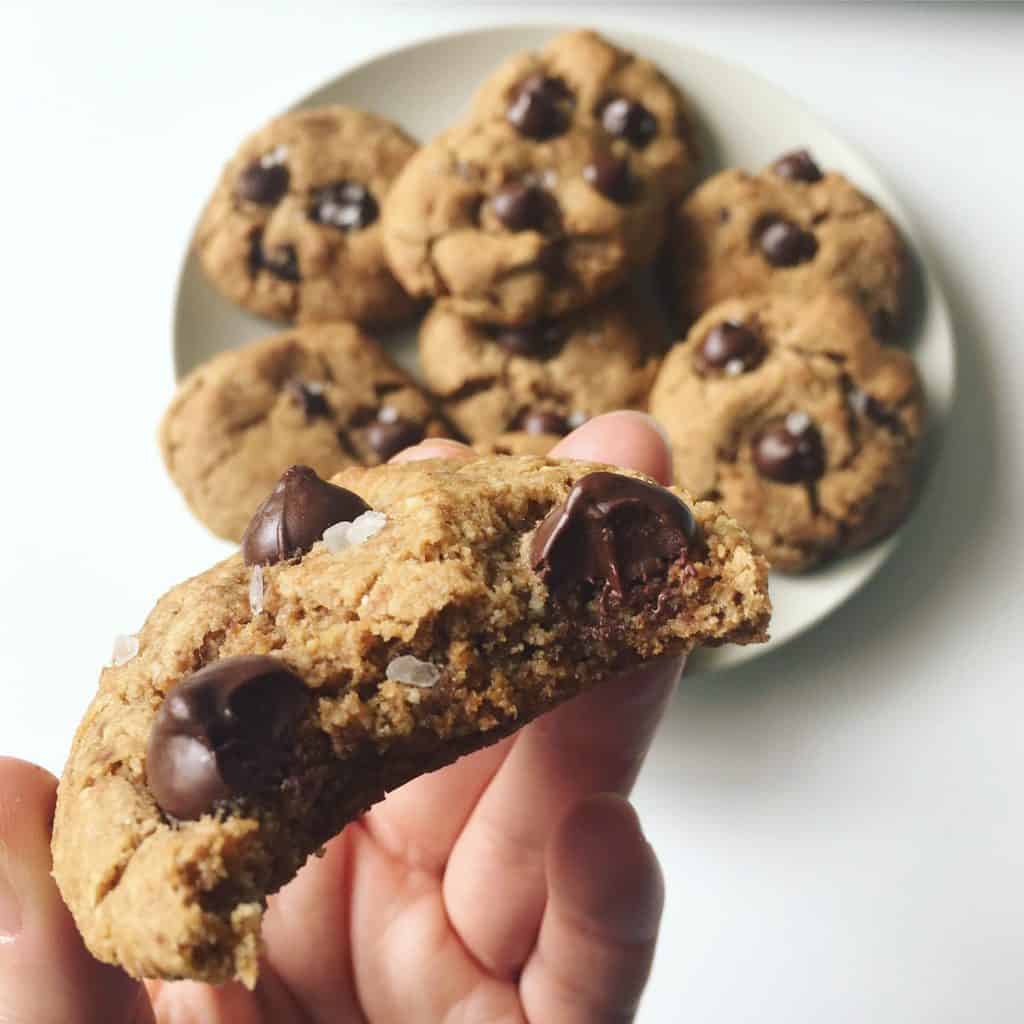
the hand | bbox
[0,412,681,1024]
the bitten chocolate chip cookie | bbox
[53,457,770,986]
[468,29,700,195]
[159,323,447,541]
[382,115,670,324]
[194,106,419,325]
[419,290,664,442]
[649,291,925,571]
[673,151,909,339]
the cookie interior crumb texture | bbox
[53,456,770,987]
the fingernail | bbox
[0,841,22,943]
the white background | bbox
[1,4,1022,1021]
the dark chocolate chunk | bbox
[286,380,330,420]
[752,413,826,483]
[492,320,566,358]
[771,149,823,183]
[530,471,703,596]
[600,96,658,149]
[308,180,378,231]
[506,74,573,139]
[236,160,290,205]
[583,153,632,203]
[364,409,424,461]
[241,465,370,566]
[146,656,309,820]
[754,216,818,267]
[515,408,571,436]
[492,185,548,232]
[699,321,764,374]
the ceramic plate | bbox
[173,25,956,671]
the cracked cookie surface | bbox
[419,290,664,442]
[649,292,925,571]
[194,106,419,325]
[159,323,447,541]
[53,456,770,986]
[467,28,700,196]
[382,116,670,324]
[672,153,909,339]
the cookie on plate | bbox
[649,291,925,571]
[382,117,670,324]
[673,150,909,339]
[195,106,419,325]
[53,456,770,986]
[419,290,664,442]
[467,28,700,194]
[160,323,447,541]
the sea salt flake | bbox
[323,511,387,553]
[260,144,289,167]
[785,410,811,434]
[249,565,265,615]
[110,634,139,668]
[725,358,746,377]
[378,405,400,424]
[386,655,441,688]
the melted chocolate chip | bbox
[309,180,378,231]
[260,242,301,282]
[514,408,570,436]
[699,321,764,374]
[492,320,566,358]
[146,655,309,820]
[506,74,573,139]
[771,149,823,183]
[241,465,370,566]
[754,216,818,267]
[492,185,548,231]
[530,472,703,597]
[364,409,424,461]
[286,380,329,420]
[600,96,658,148]
[236,160,290,205]
[752,413,826,483]
[583,153,632,203]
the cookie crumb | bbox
[385,655,441,688]
[323,511,388,553]
[110,634,139,668]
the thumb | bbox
[0,757,151,1024]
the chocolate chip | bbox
[364,409,424,461]
[261,243,301,282]
[146,655,309,820]
[771,149,823,183]
[699,321,764,374]
[847,386,905,434]
[583,153,632,203]
[514,408,570,436]
[286,380,329,420]
[241,465,370,566]
[506,74,573,139]
[492,185,548,231]
[754,216,818,267]
[309,180,378,231]
[752,412,826,483]
[236,160,290,205]
[493,320,566,358]
[600,96,658,149]
[530,471,703,596]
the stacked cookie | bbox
[166,28,925,573]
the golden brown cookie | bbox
[649,292,925,570]
[53,457,770,986]
[159,323,447,541]
[673,151,909,339]
[195,106,419,325]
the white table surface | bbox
[1,4,1021,1021]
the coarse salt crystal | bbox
[378,405,400,424]
[785,410,811,434]
[249,565,265,615]
[386,655,441,688]
[260,144,288,167]
[323,511,387,553]
[110,634,139,668]
[725,358,746,377]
